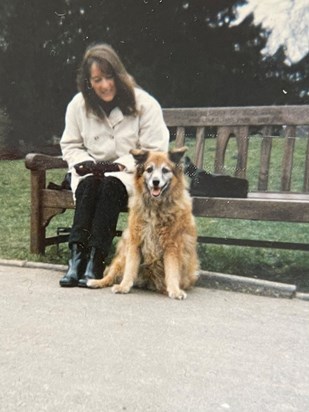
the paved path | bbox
[1,263,309,412]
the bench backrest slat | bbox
[304,137,309,192]
[214,126,249,178]
[194,127,205,168]
[214,126,230,174]
[281,126,296,191]
[234,126,249,179]
[175,126,185,147]
[258,126,273,191]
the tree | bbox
[232,0,309,65]
[0,0,77,148]
[0,0,307,150]
[232,0,309,103]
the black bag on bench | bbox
[184,157,248,198]
[47,172,72,191]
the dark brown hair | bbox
[77,43,137,118]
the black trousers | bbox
[69,176,128,256]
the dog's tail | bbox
[87,259,124,289]
[87,278,107,288]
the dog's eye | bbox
[162,167,170,174]
[146,166,153,174]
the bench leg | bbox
[30,170,46,254]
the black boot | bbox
[59,243,87,287]
[78,247,105,288]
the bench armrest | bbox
[25,153,68,171]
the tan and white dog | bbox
[88,147,199,299]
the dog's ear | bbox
[130,149,149,165]
[168,146,188,165]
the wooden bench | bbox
[25,105,309,255]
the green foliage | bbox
[0,0,76,148]
[0,0,307,149]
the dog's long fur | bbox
[88,147,199,299]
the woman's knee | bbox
[75,175,100,197]
[100,177,128,204]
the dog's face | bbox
[130,147,187,199]
[143,155,174,197]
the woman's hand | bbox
[74,161,96,176]
[74,161,122,177]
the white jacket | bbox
[60,88,169,197]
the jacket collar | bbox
[107,107,124,128]
[88,106,124,128]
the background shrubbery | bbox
[0,0,308,151]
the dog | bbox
[87,147,199,299]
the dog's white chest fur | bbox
[140,210,165,263]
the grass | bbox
[1,134,309,292]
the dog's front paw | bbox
[87,278,110,288]
[168,289,187,300]
[112,284,131,294]
[87,279,100,288]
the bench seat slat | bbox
[192,196,309,222]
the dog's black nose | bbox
[152,179,160,187]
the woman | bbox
[59,43,169,288]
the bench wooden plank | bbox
[30,170,46,254]
[281,126,296,191]
[163,106,309,127]
[197,236,309,251]
[304,137,309,192]
[215,126,231,174]
[42,189,75,209]
[194,127,205,168]
[248,192,309,200]
[192,196,309,222]
[235,126,249,178]
[175,126,185,146]
[25,153,67,170]
[258,126,273,191]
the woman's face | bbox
[89,62,117,102]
